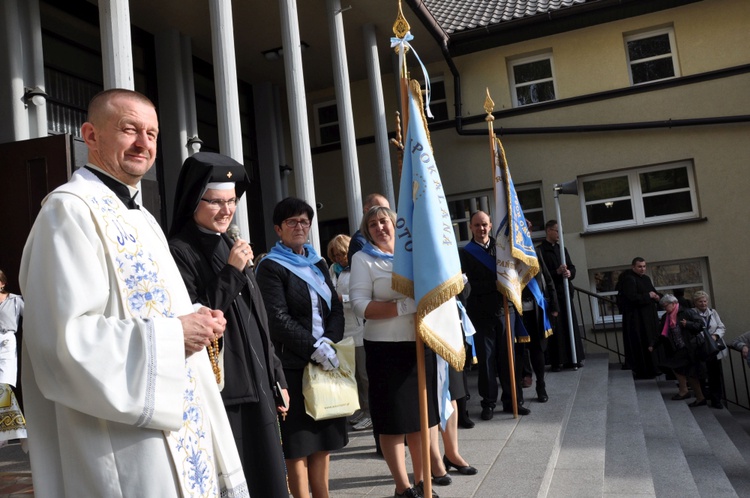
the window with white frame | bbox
[624,27,680,85]
[508,53,556,107]
[428,77,449,122]
[516,183,546,239]
[447,186,546,245]
[447,192,492,246]
[590,258,708,322]
[313,100,339,146]
[580,160,698,231]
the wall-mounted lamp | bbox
[186,136,203,153]
[279,164,293,176]
[23,86,49,107]
[262,41,309,61]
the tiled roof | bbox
[424,0,591,35]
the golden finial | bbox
[393,0,410,40]
[484,88,495,122]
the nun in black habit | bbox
[168,152,289,497]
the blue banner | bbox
[392,80,465,371]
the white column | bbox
[21,0,47,138]
[363,23,395,207]
[155,29,189,228]
[208,0,250,240]
[279,0,320,252]
[0,0,29,142]
[325,0,362,234]
[98,0,135,89]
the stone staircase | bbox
[512,354,750,498]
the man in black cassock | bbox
[168,152,289,497]
[538,220,585,370]
[618,257,661,379]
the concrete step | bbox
[603,371,655,496]
[544,354,610,497]
[715,405,750,467]
[690,404,750,496]
[635,379,696,497]
[658,382,738,497]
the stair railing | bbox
[570,286,625,365]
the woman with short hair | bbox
[256,197,348,498]
[649,294,706,406]
[692,290,727,409]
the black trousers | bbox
[473,312,523,409]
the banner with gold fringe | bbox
[391,80,465,372]
[493,137,540,314]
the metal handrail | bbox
[570,286,750,410]
[570,286,625,364]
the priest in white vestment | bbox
[19,89,248,497]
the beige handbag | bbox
[302,336,360,421]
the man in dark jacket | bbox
[168,152,289,497]
[618,257,661,379]
[460,211,529,419]
[538,220,585,370]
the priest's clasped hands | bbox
[178,307,226,356]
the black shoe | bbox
[688,399,707,408]
[443,455,478,475]
[458,411,475,429]
[537,386,548,403]
[551,364,562,372]
[503,404,530,415]
[480,406,494,420]
[416,480,439,497]
[431,473,452,486]
[394,486,420,498]
[710,400,724,409]
[671,392,691,401]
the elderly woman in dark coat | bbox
[649,294,706,406]
[168,152,289,497]
[256,197,347,498]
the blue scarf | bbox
[360,242,394,261]
[264,242,332,310]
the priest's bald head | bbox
[80,89,159,187]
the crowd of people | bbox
[2,87,743,497]
[620,258,730,409]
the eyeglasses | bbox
[201,197,237,208]
[282,218,311,228]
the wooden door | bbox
[0,134,73,293]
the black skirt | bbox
[279,367,348,459]
[364,340,439,435]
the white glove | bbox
[311,341,339,370]
[396,297,417,316]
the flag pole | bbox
[485,89,519,418]
[393,4,432,495]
